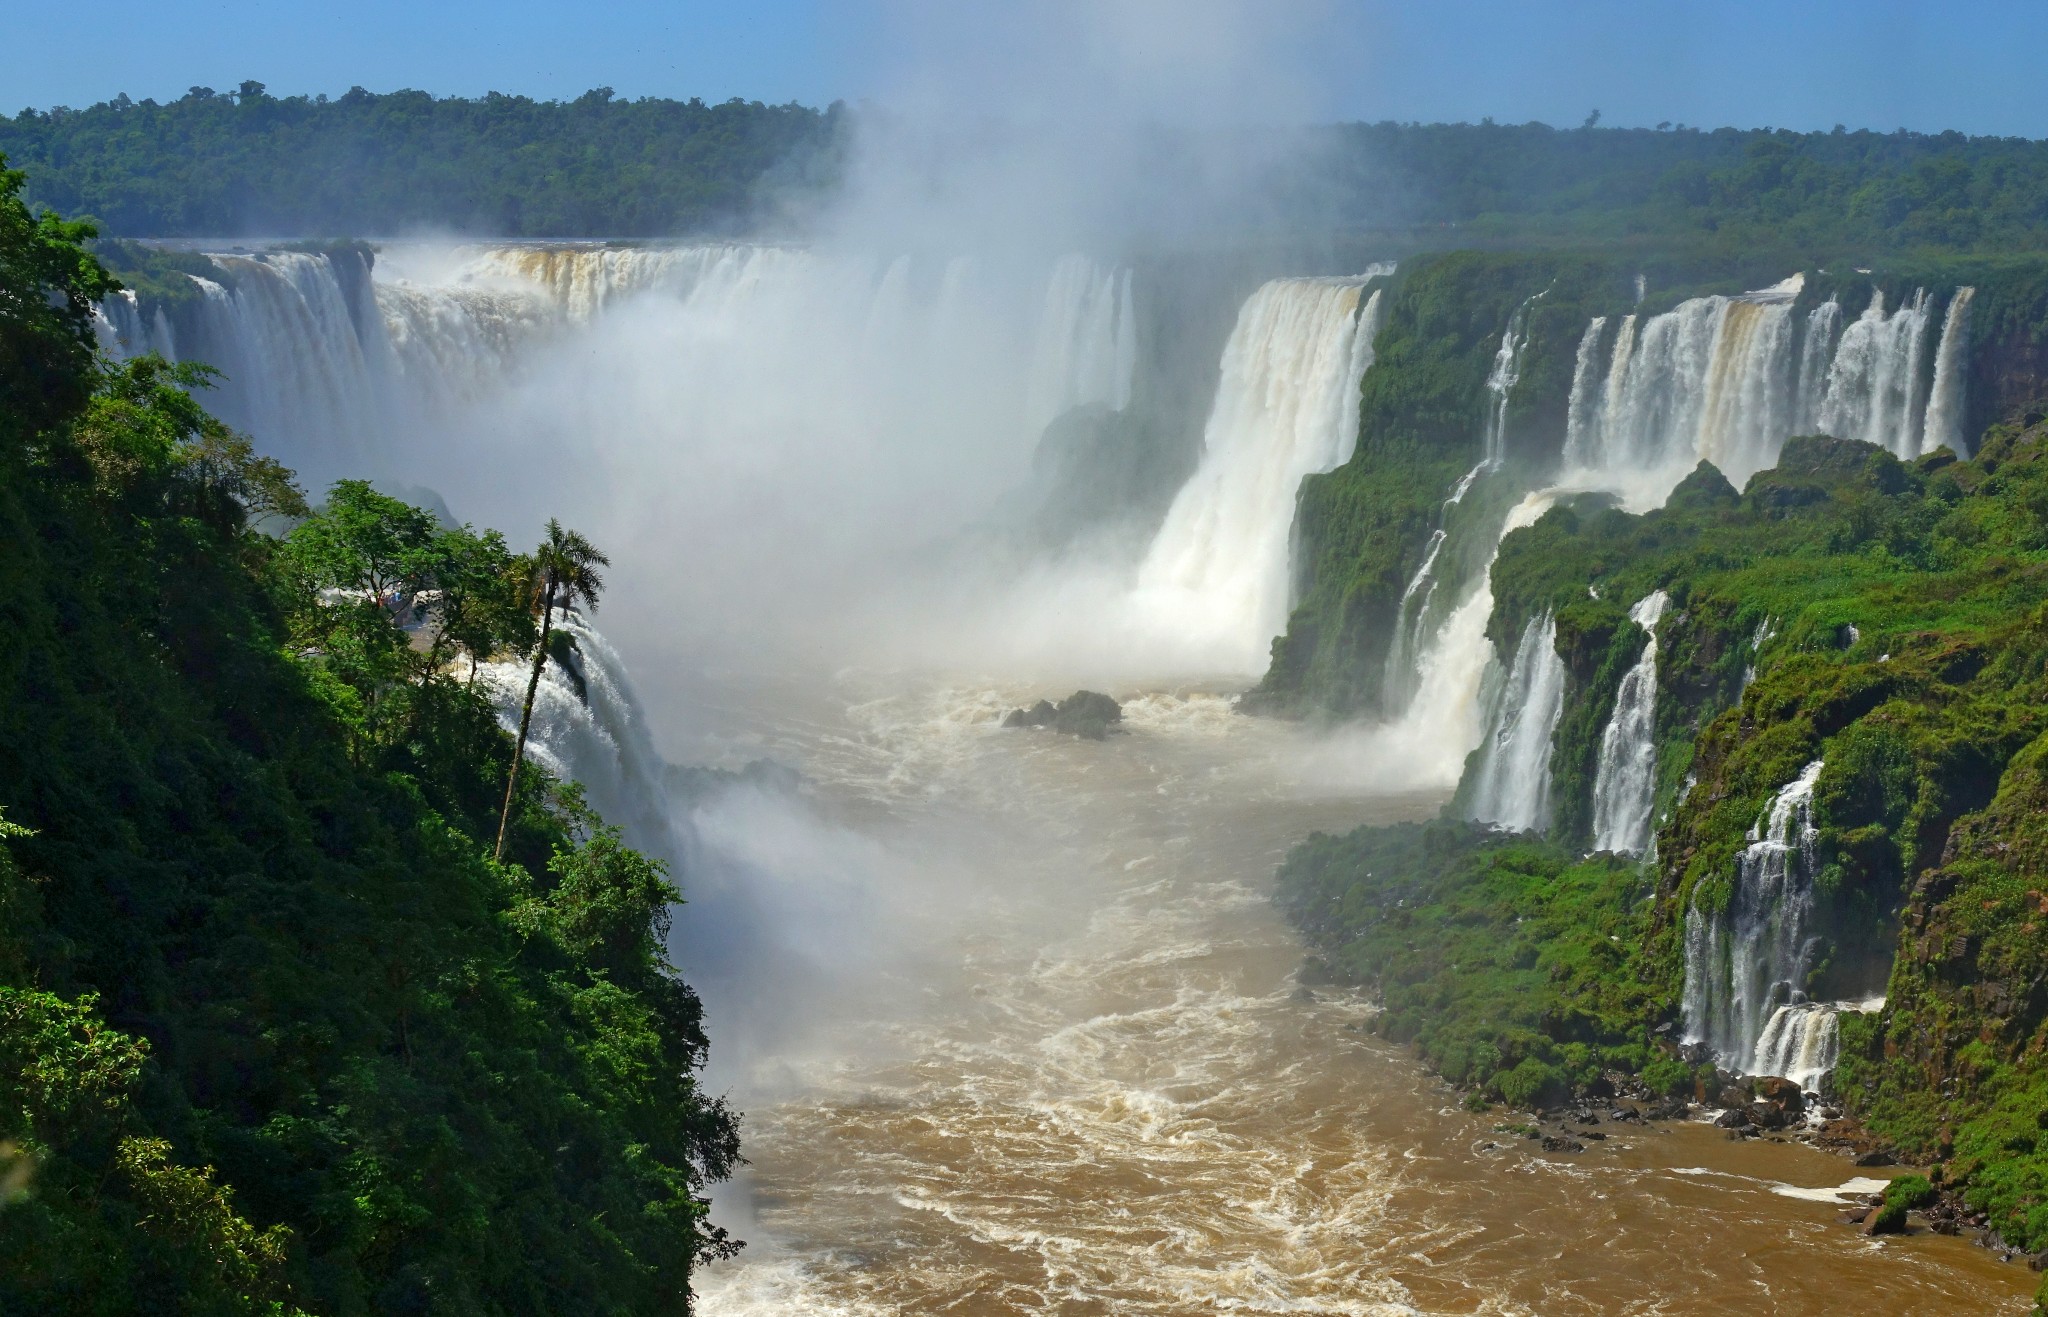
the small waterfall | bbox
[1383,461,1487,707]
[1818,289,1936,459]
[1682,759,1826,1073]
[1132,272,1390,671]
[483,612,689,862]
[1025,255,1138,433]
[1589,589,1671,855]
[1367,490,1561,788]
[1922,286,1977,457]
[1751,1003,1840,1092]
[1464,609,1568,832]
[1482,292,1543,468]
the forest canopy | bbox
[5,83,2048,254]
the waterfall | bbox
[1561,317,1608,467]
[1132,272,1390,672]
[1751,1003,1840,1092]
[1922,286,1977,458]
[1369,490,1561,787]
[1382,461,1487,707]
[1463,609,1568,832]
[1818,289,1935,459]
[1792,298,1843,434]
[1025,255,1138,433]
[1682,759,1826,1074]
[1482,292,1543,468]
[93,242,1145,507]
[1589,589,1671,855]
[1565,277,1802,497]
[1557,273,1977,502]
[483,612,690,863]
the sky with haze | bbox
[9,0,2046,138]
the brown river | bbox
[663,674,2028,1316]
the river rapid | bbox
[661,671,2029,1317]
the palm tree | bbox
[494,519,609,862]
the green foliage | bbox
[1639,1057,1695,1098]
[0,158,736,1311]
[3,88,843,237]
[1277,819,1657,1104]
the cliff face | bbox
[1275,262,2048,1259]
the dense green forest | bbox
[1,82,841,237]
[0,159,737,1311]
[6,82,2048,251]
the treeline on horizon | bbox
[6,80,2048,253]
[1,81,845,238]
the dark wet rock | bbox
[1582,1074,1617,1100]
[1854,1149,1897,1167]
[1607,1107,1643,1124]
[1840,1208,1870,1225]
[1748,1100,1793,1131]
[1540,1135,1585,1153]
[1003,691,1124,740]
[1713,1107,1753,1130]
[1580,1130,1607,1141]
[1754,1076,1805,1119]
[1642,1097,1691,1121]
[1717,1084,1752,1110]
[1004,699,1058,728]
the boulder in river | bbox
[1003,690,1124,740]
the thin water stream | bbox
[674,673,2027,1316]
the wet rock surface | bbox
[1002,690,1124,740]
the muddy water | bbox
[681,678,2028,1316]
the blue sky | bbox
[10,1,2046,138]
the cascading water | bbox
[1818,289,1935,458]
[1131,271,1390,673]
[482,612,691,863]
[92,242,1142,502]
[1382,461,1486,709]
[1482,292,1544,468]
[1923,286,1977,458]
[1463,609,1568,832]
[1565,277,1801,498]
[1559,278,1978,504]
[1589,589,1671,855]
[1682,759,1828,1079]
[1751,1003,1840,1093]
[1025,254,1138,434]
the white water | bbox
[1818,289,1935,459]
[1129,273,1389,674]
[1682,760,1827,1074]
[93,242,1139,502]
[1025,253,1138,433]
[1751,1002,1840,1093]
[1463,609,1567,833]
[1923,285,1977,458]
[1557,278,1978,507]
[1482,291,1543,468]
[1382,461,1488,709]
[1589,589,1672,855]
[1562,277,1801,501]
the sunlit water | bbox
[668,673,2029,1316]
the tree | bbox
[495,520,609,861]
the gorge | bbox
[9,80,2048,1309]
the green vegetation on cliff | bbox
[0,162,736,1311]
[1281,401,2048,1276]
